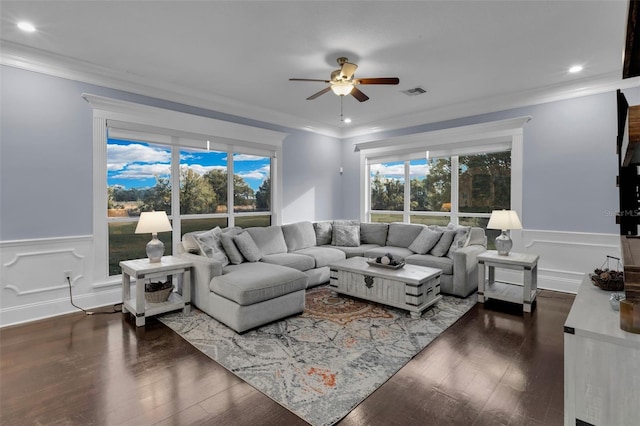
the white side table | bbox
[120,256,193,326]
[477,250,539,313]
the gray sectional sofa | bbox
[177,220,486,332]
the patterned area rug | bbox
[158,287,476,426]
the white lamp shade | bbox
[331,82,354,96]
[487,210,522,230]
[135,211,172,234]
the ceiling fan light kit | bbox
[290,56,399,102]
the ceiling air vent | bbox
[402,87,427,96]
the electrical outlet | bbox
[64,270,72,280]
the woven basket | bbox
[145,287,172,303]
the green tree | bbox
[233,175,255,207]
[180,167,217,214]
[139,176,171,213]
[255,177,271,211]
[204,169,228,209]
[425,158,451,212]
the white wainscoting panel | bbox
[1,236,121,326]
[499,229,621,294]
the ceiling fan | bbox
[289,57,400,102]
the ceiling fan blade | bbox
[355,77,400,85]
[290,78,331,83]
[307,86,332,100]
[340,62,358,79]
[351,87,369,102]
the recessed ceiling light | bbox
[17,21,37,32]
[569,65,583,73]
[343,118,352,124]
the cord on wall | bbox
[66,276,122,315]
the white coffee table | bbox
[328,256,442,318]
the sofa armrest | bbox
[451,244,487,297]
[175,252,223,310]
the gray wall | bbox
[0,65,343,240]
[0,64,632,240]
[342,91,625,234]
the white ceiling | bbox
[0,1,636,138]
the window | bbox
[357,117,527,246]
[368,151,509,230]
[87,94,286,282]
[107,139,173,276]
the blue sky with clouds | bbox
[107,139,270,191]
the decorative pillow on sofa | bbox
[446,224,471,259]
[314,221,333,246]
[220,229,245,264]
[408,227,443,255]
[332,225,360,247]
[429,229,457,257]
[233,231,262,262]
[193,227,229,266]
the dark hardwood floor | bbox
[0,290,574,426]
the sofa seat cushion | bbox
[211,262,308,306]
[364,246,415,262]
[293,246,346,268]
[325,243,380,258]
[260,253,315,271]
[405,254,454,275]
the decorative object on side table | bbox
[590,255,624,291]
[609,292,626,311]
[144,276,173,303]
[135,211,172,263]
[367,253,405,269]
[487,209,522,256]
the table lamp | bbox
[487,210,522,256]
[135,211,172,263]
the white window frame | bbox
[84,94,287,284]
[356,116,530,231]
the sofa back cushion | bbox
[386,223,425,248]
[246,226,288,255]
[360,223,389,246]
[282,221,317,251]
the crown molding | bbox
[3,40,639,141]
[343,72,640,139]
[0,41,341,138]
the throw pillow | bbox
[332,225,360,247]
[233,231,262,262]
[408,228,443,255]
[314,221,333,246]
[220,232,245,265]
[429,229,457,257]
[447,225,471,259]
[193,227,229,266]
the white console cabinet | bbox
[564,275,640,425]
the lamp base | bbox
[495,231,513,256]
[146,234,164,263]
